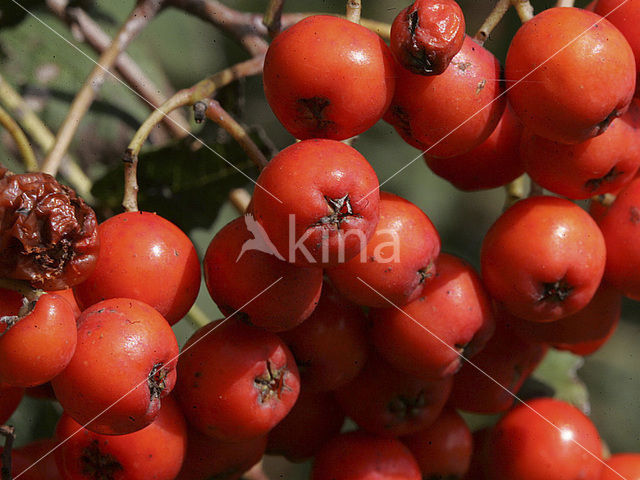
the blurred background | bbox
[1,0,638,477]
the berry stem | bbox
[0,104,38,173]
[263,0,286,37]
[186,304,211,329]
[0,425,15,480]
[474,0,511,45]
[41,0,165,177]
[510,0,535,22]
[503,174,527,210]
[556,0,575,7]
[592,193,616,207]
[204,99,269,170]
[229,188,252,214]
[346,0,362,24]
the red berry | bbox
[263,15,395,140]
[390,0,466,76]
[0,382,23,424]
[74,211,201,325]
[51,298,179,435]
[600,453,640,480]
[505,7,636,144]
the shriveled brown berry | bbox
[390,0,466,76]
[0,170,99,290]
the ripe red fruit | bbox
[334,353,453,437]
[51,298,179,435]
[266,390,345,462]
[485,398,603,480]
[52,287,82,319]
[370,253,494,379]
[263,15,395,140]
[176,427,267,480]
[279,281,368,392]
[252,139,380,266]
[505,7,636,144]
[311,431,421,480]
[481,196,606,322]
[425,105,525,191]
[597,177,640,300]
[386,34,505,158]
[203,216,322,332]
[0,383,23,424]
[390,0,466,76]
[74,211,201,325]
[400,409,473,479]
[522,112,640,199]
[174,318,300,442]
[600,453,640,480]
[54,397,187,480]
[2,438,62,480]
[0,291,77,387]
[326,191,440,308]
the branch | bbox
[0,105,38,172]
[1,425,15,480]
[510,0,535,22]
[474,0,511,45]
[46,0,190,138]
[122,54,265,212]
[0,74,94,201]
[229,188,251,214]
[203,99,268,170]
[41,0,166,177]
[346,0,362,24]
[263,0,285,37]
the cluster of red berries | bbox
[2,0,640,479]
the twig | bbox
[591,193,616,207]
[504,174,527,210]
[1,425,16,480]
[0,74,94,200]
[282,13,390,38]
[263,0,285,37]
[346,0,362,24]
[187,304,211,329]
[122,54,265,212]
[556,0,575,6]
[204,99,268,170]
[46,0,190,138]
[510,0,535,22]
[0,105,38,172]
[41,0,166,177]
[474,0,511,45]
[229,188,252,214]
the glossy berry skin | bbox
[600,454,640,480]
[252,139,380,266]
[505,7,636,144]
[371,253,494,379]
[400,409,473,479]
[598,177,640,299]
[449,319,548,414]
[2,439,63,480]
[334,353,453,437]
[51,298,179,435]
[386,35,505,158]
[263,15,395,140]
[175,318,300,443]
[485,398,603,480]
[481,196,606,322]
[176,428,266,480]
[522,112,640,199]
[390,0,466,76]
[327,192,440,308]
[203,216,322,332]
[508,282,621,356]
[279,282,368,392]
[0,382,23,424]
[54,397,187,480]
[311,431,421,480]
[266,390,345,462]
[425,105,524,191]
[74,211,201,325]
[0,291,77,387]
[595,0,640,97]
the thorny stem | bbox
[122,54,265,212]
[474,0,511,45]
[229,188,252,214]
[41,0,166,177]
[346,0,362,24]
[46,0,191,138]
[204,99,269,170]
[503,174,527,211]
[1,425,15,480]
[556,0,575,7]
[510,0,535,22]
[263,0,285,37]
[0,74,93,200]
[0,105,38,172]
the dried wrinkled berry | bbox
[0,169,99,290]
[390,0,466,76]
